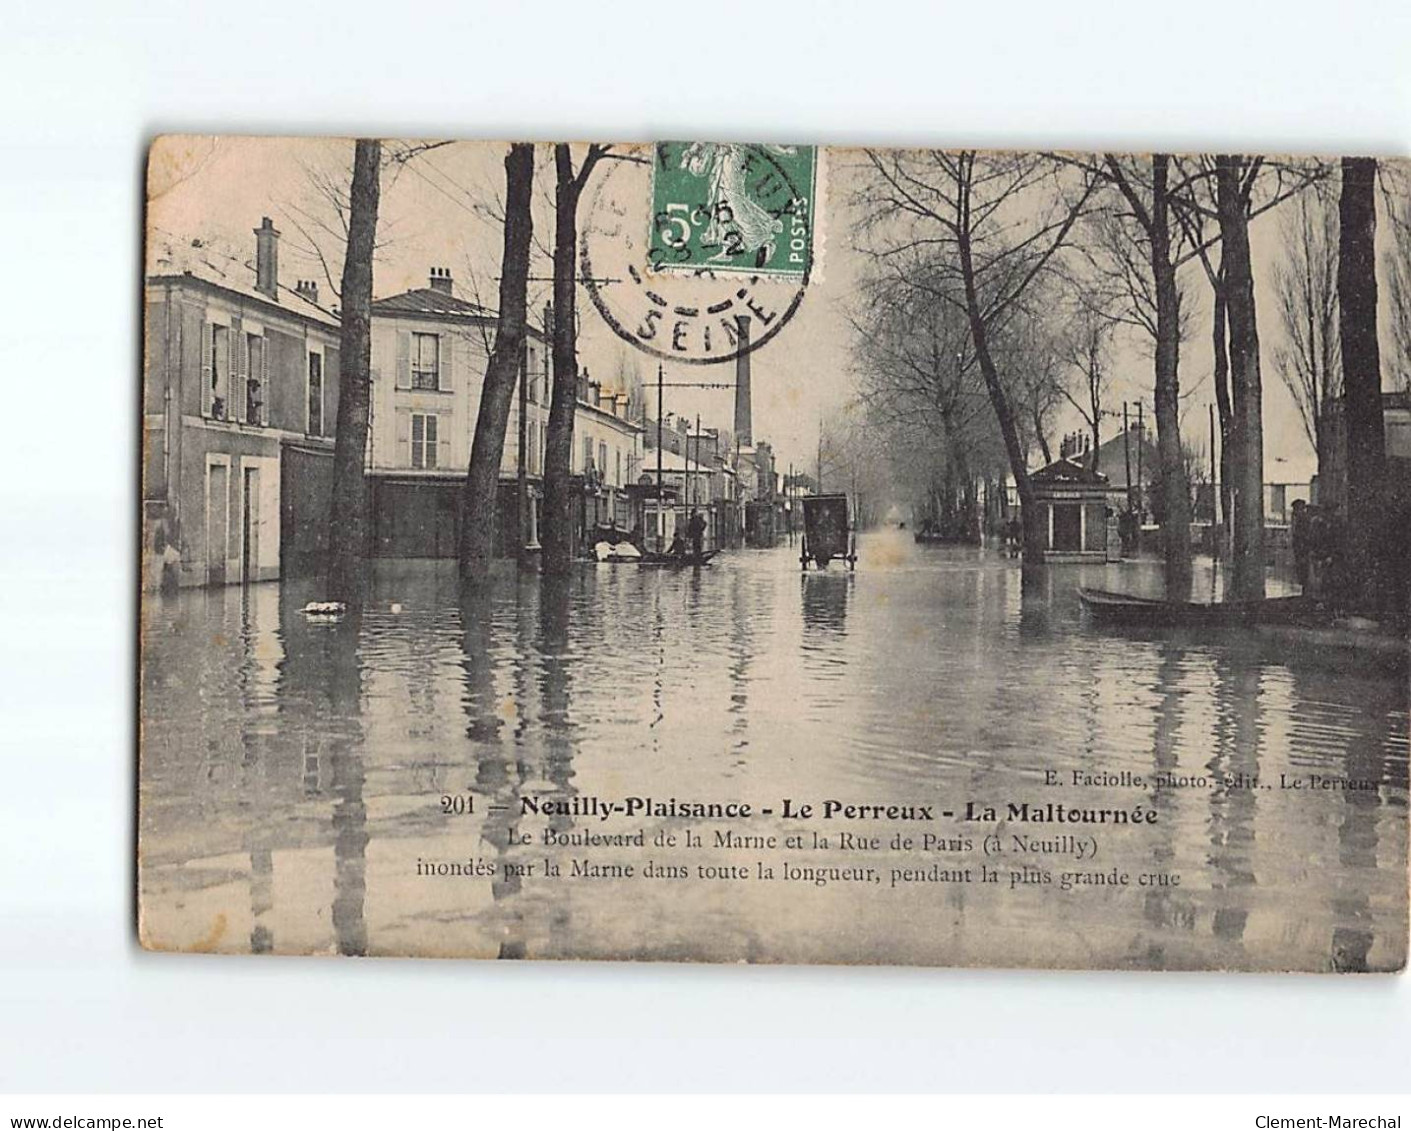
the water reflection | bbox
[801,572,851,634]
[139,531,1409,970]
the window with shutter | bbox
[245,334,264,425]
[211,325,230,420]
[412,333,439,390]
[410,413,440,468]
[395,330,412,389]
[232,318,245,402]
[200,322,214,416]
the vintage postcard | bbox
[139,137,1409,971]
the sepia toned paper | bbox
[139,136,1409,971]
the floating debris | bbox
[301,601,347,620]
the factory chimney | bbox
[733,316,752,447]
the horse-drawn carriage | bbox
[799,493,857,570]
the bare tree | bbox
[327,138,381,602]
[855,150,1095,565]
[1271,179,1342,466]
[1338,156,1387,609]
[1382,177,1411,390]
[991,295,1067,468]
[460,143,536,578]
[281,140,451,303]
[1165,155,1326,556]
[849,270,995,538]
[1092,155,1192,589]
[541,143,610,576]
[1215,155,1267,602]
[1055,291,1115,471]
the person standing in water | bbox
[687,510,707,559]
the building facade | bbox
[143,219,342,589]
[1029,456,1112,562]
[367,273,642,558]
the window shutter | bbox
[233,330,247,421]
[260,336,269,425]
[395,331,411,389]
[426,414,439,468]
[396,409,412,467]
[439,334,452,392]
[200,322,213,414]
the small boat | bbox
[301,600,347,621]
[638,549,718,568]
[1077,587,1258,628]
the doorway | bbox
[207,461,229,585]
[1052,503,1081,552]
[242,465,261,583]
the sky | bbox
[147,135,1409,488]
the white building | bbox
[366,269,640,556]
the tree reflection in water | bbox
[138,536,1407,969]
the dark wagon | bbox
[799,493,857,570]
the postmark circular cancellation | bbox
[582,142,821,365]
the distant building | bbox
[1067,423,1157,518]
[143,218,342,588]
[1028,456,1112,561]
[639,415,738,552]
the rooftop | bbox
[370,287,494,320]
[146,228,339,329]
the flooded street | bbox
[139,529,1408,971]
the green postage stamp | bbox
[648,142,817,279]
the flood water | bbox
[139,529,1408,971]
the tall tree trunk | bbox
[460,143,536,578]
[958,230,1045,564]
[1211,274,1235,547]
[1217,155,1266,602]
[1150,155,1193,593]
[327,138,381,603]
[542,145,595,576]
[1337,156,1386,609]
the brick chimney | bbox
[734,315,752,447]
[428,266,454,295]
[254,217,280,300]
[294,279,319,306]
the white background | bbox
[1,0,1409,1094]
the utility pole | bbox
[656,362,664,552]
[1123,402,1132,512]
[648,369,737,554]
[692,415,699,515]
[817,420,823,495]
[787,461,793,544]
[1136,402,1145,521]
